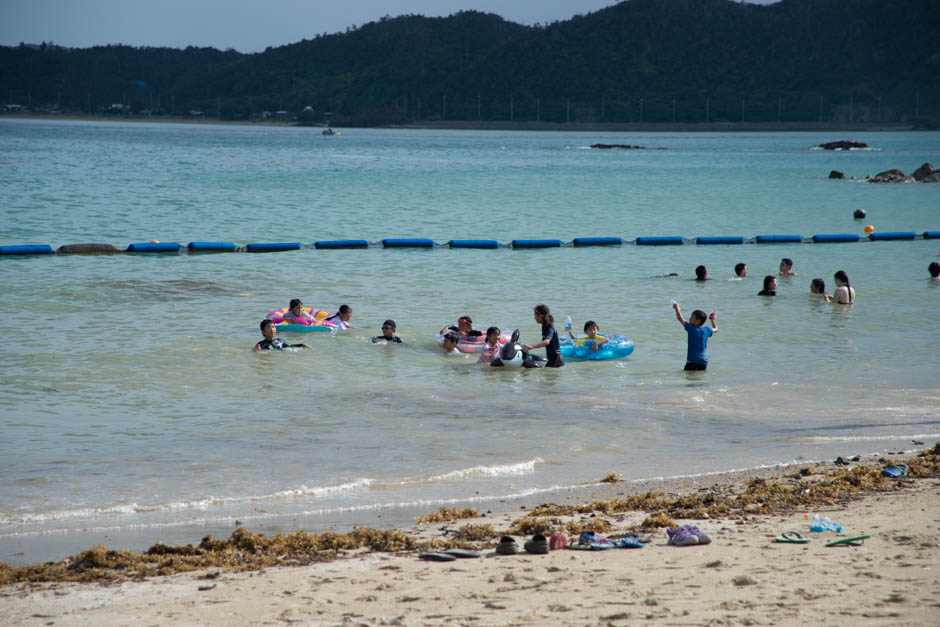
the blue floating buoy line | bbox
[0,231,936,257]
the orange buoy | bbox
[150,239,160,243]
[864,225,874,234]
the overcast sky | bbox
[0,0,778,53]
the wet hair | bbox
[382,319,396,329]
[781,258,793,269]
[442,332,458,345]
[338,304,352,314]
[583,320,597,332]
[533,304,554,327]
[763,275,776,290]
[930,262,940,278]
[734,263,746,276]
[485,326,500,340]
[289,298,303,309]
[690,310,707,324]
[810,278,826,293]
[834,270,853,303]
[260,319,275,331]
[695,265,707,280]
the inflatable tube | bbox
[635,236,683,246]
[448,239,499,249]
[0,244,54,255]
[382,238,434,248]
[56,243,118,254]
[265,307,341,332]
[755,235,803,244]
[573,237,622,247]
[187,241,236,252]
[923,231,940,240]
[315,240,369,249]
[560,335,635,361]
[511,239,562,249]
[812,234,861,243]
[246,242,300,253]
[695,236,744,245]
[437,329,511,354]
[125,242,182,253]
[868,231,916,241]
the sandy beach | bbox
[2,452,938,626]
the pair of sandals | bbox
[496,534,549,555]
[774,531,871,547]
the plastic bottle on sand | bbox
[806,513,843,533]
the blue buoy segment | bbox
[188,241,237,252]
[868,231,916,241]
[382,238,435,248]
[696,236,745,245]
[812,234,861,243]
[448,239,499,249]
[635,236,683,246]
[315,240,370,249]
[572,237,623,247]
[923,231,940,240]
[511,239,562,249]
[755,235,803,244]
[0,244,54,255]
[125,242,182,253]
[246,242,301,252]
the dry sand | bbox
[2,469,938,626]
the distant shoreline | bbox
[0,112,917,132]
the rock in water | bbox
[828,170,845,179]
[817,140,869,150]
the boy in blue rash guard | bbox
[254,319,312,352]
[672,302,717,371]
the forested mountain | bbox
[2,0,938,125]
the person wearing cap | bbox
[371,319,403,344]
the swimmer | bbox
[929,262,940,281]
[440,316,482,339]
[758,275,777,296]
[779,258,797,276]
[371,319,403,344]
[523,304,564,367]
[695,265,708,281]
[254,319,311,352]
[832,270,855,304]
[734,263,747,278]
[569,320,610,353]
[810,278,832,302]
[323,304,354,328]
[477,326,502,364]
[441,332,461,355]
[283,298,316,324]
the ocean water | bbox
[1,119,938,565]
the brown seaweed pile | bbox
[2,445,936,586]
[414,507,479,524]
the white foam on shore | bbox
[803,433,936,443]
[425,458,542,482]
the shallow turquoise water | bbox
[1,119,938,564]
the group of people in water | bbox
[715,258,857,304]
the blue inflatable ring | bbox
[560,335,635,361]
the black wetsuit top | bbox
[255,338,303,350]
[543,325,564,368]
[371,335,403,343]
[757,289,777,296]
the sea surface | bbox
[1,118,938,565]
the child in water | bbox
[672,302,717,371]
[758,275,777,296]
[441,332,461,355]
[523,304,564,367]
[477,326,502,364]
[254,319,312,352]
[371,319,403,343]
[323,304,355,328]
[779,258,797,276]
[810,278,832,302]
[283,298,316,324]
[569,320,610,353]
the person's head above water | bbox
[381,319,396,337]
[929,261,940,279]
[834,270,850,287]
[485,326,500,343]
[260,318,276,339]
[442,332,459,351]
[533,304,554,326]
[810,278,826,294]
[457,316,473,330]
[336,304,352,321]
[695,265,707,280]
[734,263,747,277]
[584,320,599,335]
[763,275,777,291]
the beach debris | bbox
[415,507,479,524]
[450,524,497,541]
[599,472,622,483]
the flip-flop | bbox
[614,537,644,549]
[419,552,458,561]
[825,535,872,547]
[567,542,616,551]
[442,548,481,558]
[774,531,811,544]
[881,464,908,478]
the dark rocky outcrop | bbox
[828,170,845,179]
[911,162,940,182]
[590,144,646,149]
[867,168,913,184]
[817,140,869,150]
